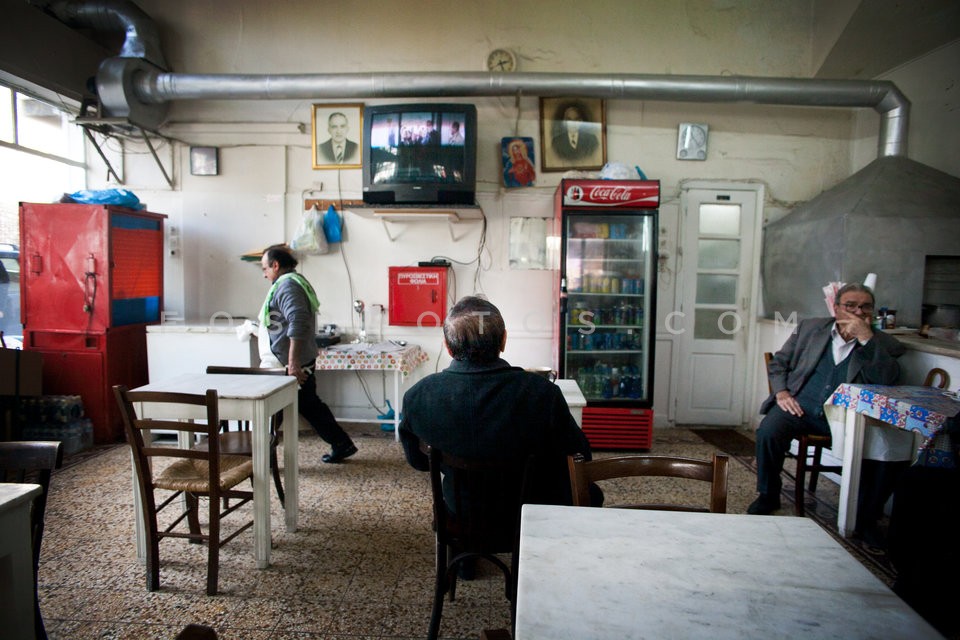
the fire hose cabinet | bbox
[19,202,166,443]
[388,266,448,326]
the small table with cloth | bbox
[824,383,960,536]
[316,342,429,441]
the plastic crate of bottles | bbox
[17,395,93,455]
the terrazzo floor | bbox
[36,425,796,639]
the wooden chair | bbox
[764,352,842,516]
[203,365,287,506]
[0,440,63,640]
[113,385,254,596]
[923,367,950,390]
[426,446,531,640]
[568,453,729,513]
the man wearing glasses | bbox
[750,283,905,525]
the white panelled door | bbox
[675,186,760,425]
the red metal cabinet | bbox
[388,266,448,326]
[19,203,165,443]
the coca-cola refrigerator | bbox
[554,179,659,450]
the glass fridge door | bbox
[563,211,656,404]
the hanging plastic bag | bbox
[322,204,342,243]
[290,205,328,254]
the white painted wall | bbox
[79,1,959,425]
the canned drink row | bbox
[568,331,644,351]
[575,275,645,294]
[569,303,644,326]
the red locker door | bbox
[20,203,111,332]
[388,267,448,326]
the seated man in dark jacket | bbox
[400,295,594,522]
[751,283,905,518]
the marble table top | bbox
[515,504,941,639]
[0,483,41,513]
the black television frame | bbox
[362,103,477,206]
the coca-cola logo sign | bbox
[588,186,632,201]
[564,181,659,207]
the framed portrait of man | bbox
[539,98,606,172]
[312,103,364,170]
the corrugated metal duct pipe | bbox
[121,70,909,157]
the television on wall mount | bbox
[362,103,477,206]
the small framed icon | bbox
[190,146,219,176]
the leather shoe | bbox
[747,494,781,515]
[322,442,358,464]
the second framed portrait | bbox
[312,103,364,170]
[539,97,606,172]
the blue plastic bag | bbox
[66,188,145,210]
[322,205,342,243]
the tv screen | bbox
[362,103,477,205]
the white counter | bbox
[146,321,258,381]
[556,379,586,427]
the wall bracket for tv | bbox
[346,206,483,242]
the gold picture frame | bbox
[539,97,606,172]
[311,103,364,169]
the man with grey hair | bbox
[750,283,906,530]
[399,295,594,514]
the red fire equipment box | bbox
[19,202,166,443]
[388,266,448,326]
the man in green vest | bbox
[260,245,357,463]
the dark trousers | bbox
[757,406,908,529]
[298,371,352,448]
[755,405,831,496]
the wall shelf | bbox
[346,205,483,242]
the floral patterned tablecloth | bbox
[827,384,960,466]
[316,342,429,377]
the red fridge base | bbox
[580,407,654,451]
[25,325,149,443]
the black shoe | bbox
[747,494,781,515]
[322,442,358,464]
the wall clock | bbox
[487,48,517,72]
[190,146,219,175]
[677,123,708,160]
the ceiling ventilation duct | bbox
[28,0,169,129]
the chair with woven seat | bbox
[0,440,63,640]
[203,365,287,506]
[567,453,729,513]
[426,446,532,640]
[113,385,254,595]
[763,352,842,516]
